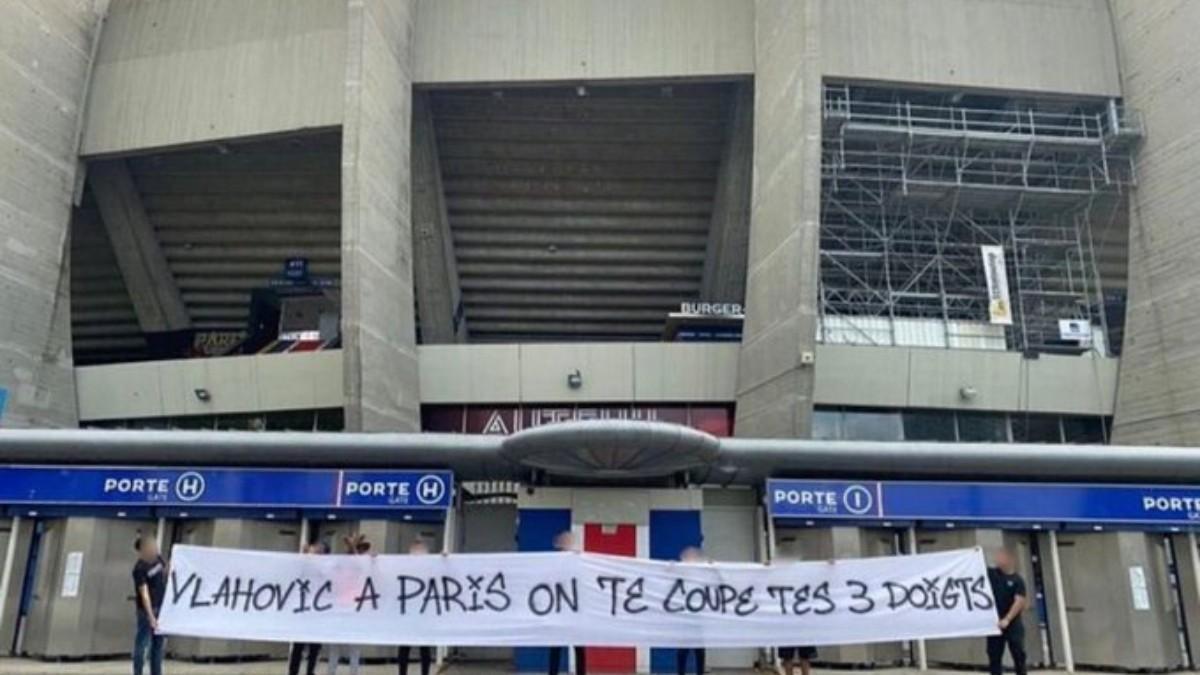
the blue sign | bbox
[0,466,453,511]
[767,479,1200,527]
[338,470,453,509]
[0,387,7,421]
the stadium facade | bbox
[2,0,1200,671]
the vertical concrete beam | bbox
[735,0,822,438]
[341,0,421,432]
[0,0,108,428]
[1109,0,1200,444]
[89,160,190,332]
[411,91,466,343]
[700,81,753,303]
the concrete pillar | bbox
[411,90,466,343]
[736,0,822,438]
[0,0,108,428]
[341,0,421,432]
[700,81,753,304]
[1109,0,1200,443]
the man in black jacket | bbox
[986,547,1028,675]
[132,536,167,675]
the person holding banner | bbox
[675,547,706,675]
[288,542,327,675]
[986,547,1028,675]
[328,534,372,675]
[132,536,168,675]
[547,531,586,675]
[398,539,434,675]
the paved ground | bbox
[0,662,1120,675]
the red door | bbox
[583,523,637,672]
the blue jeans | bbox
[133,612,164,675]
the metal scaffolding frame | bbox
[819,83,1141,354]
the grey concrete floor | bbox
[0,661,1134,675]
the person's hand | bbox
[998,618,1010,630]
[150,616,159,631]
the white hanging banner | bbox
[981,245,1014,325]
[159,546,998,647]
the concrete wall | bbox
[419,343,739,404]
[0,0,106,429]
[412,0,753,84]
[340,0,421,432]
[73,346,1118,421]
[1110,0,1200,445]
[74,351,342,421]
[81,0,346,156]
[816,346,1119,416]
[821,0,1121,96]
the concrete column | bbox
[1109,0,1200,443]
[411,90,466,343]
[341,0,421,432]
[700,81,753,304]
[0,0,108,428]
[736,0,822,438]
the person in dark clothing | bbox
[399,540,434,675]
[548,645,587,675]
[779,646,817,675]
[548,531,586,675]
[288,542,326,675]
[986,547,1028,675]
[132,536,167,675]
[399,645,433,675]
[675,547,706,675]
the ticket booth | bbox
[771,524,908,667]
[8,510,158,659]
[515,487,703,674]
[166,513,303,661]
[1054,528,1188,670]
[913,527,1052,669]
[0,465,456,662]
[766,478,1200,673]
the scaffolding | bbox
[819,83,1141,354]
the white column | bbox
[437,493,459,669]
[907,527,928,671]
[0,515,22,647]
[1047,530,1074,673]
[764,507,781,673]
[299,519,310,553]
[155,516,166,552]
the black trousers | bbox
[676,648,705,675]
[399,645,433,675]
[548,646,587,675]
[287,642,321,675]
[987,625,1027,675]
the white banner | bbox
[981,245,1013,325]
[160,546,998,647]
